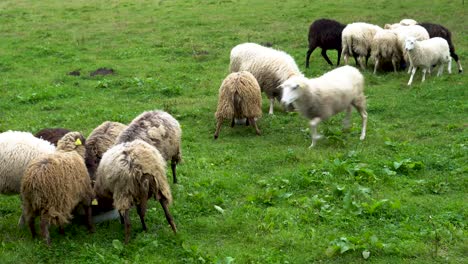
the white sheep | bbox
[94,139,177,244]
[371,30,401,73]
[280,66,367,148]
[405,36,452,85]
[399,19,418,26]
[341,22,383,69]
[229,42,303,115]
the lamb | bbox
[229,42,303,115]
[418,22,463,73]
[306,18,346,68]
[280,65,367,148]
[405,36,452,85]
[341,22,383,69]
[214,71,262,139]
[85,121,128,181]
[94,139,177,244]
[21,132,94,245]
[0,131,55,194]
[116,110,182,184]
[34,128,71,146]
[371,30,401,73]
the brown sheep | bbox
[116,110,182,184]
[214,71,262,139]
[94,139,177,244]
[34,128,71,146]
[21,132,94,245]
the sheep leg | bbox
[230,118,235,127]
[40,217,51,246]
[248,118,261,136]
[437,64,444,76]
[358,56,366,70]
[336,49,341,66]
[342,47,348,65]
[321,49,333,66]
[214,118,223,139]
[85,203,95,233]
[309,117,322,148]
[391,58,398,73]
[365,54,370,67]
[353,100,368,141]
[448,58,452,74]
[373,58,379,74]
[27,215,36,239]
[455,59,462,73]
[119,212,125,225]
[159,195,177,234]
[123,210,131,244]
[268,98,275,115]
[343,106,352,130]
[171,159,178,184]
[305,45,317,68]
[245,118,250,126]
[408,67,417,86]
[421,68,427,82]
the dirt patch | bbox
[90,68,115,76]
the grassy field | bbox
[0,0,466,263]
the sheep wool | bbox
[0,131,55,194]
[306,18,346,67]
[341,22,383,69]
[214,71,262,138]
[85,121,128,181]
[280,66,367,147]
[94,139,176,244]
[229,42,303,115]
[21,132,94,245]
[117,110,182,184]
[34,128,71,146]
[371,30,401,73]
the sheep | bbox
[405,36,452,85]
[418,22,463,73]
[116,110,182,184]
[371,30,401,73]
[399,19,418,26]
[229,42,303,115]
[341,22,383,69]
[0,131,55,194]
[85,121,128,181]
[94,139,177,244]
[306,18,346,68]
[34,128,71,146]
[280,65,367,148]
[21,132,94,245]
[214,71,262,139]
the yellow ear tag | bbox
[92,199,98,205]
[75,138,82,146]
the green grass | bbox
[0,0,467,263]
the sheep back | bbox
[94,140,171,212]
[371,30,401,61]
[0,131,55,194]
[229,43,301,101]
[21,149,93,226]
[308,18,345,51]
[34,128,71,146]
[215,71,262,120]
[342,22,383,57]
[85,121,128,180]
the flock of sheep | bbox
[0,17,462,246]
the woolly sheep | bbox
[405,36,452,85]
[371,30,401,73]
[0,131,55,194]
[418,22,463,73]
[229,42,303,115]
[85,121,128,181]
[341,22,383,69]
[117,110,182,184]
[21,132,94,245]
[280,66,367,148]
[34,128,71,146]
[399,19,418,26]
[214,71,262,139]
[94,139,177,244]
[306,18,346,67]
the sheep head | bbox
[57,131,86,158]
[280,76,308,106]
[405,37,416,51]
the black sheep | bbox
[306,18,346,68]
[419,22,463,73]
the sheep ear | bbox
[75,138,82,146]
[384,24,391,29]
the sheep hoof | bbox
[214,135,218,140]
[459,70,463,74]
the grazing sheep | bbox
[21,132,94,245]
[34,128,71,146]
[405,37,452,85]
[341,22,383,69]
[306,18,346,67]
[229,42,303,115]
[371,30,401,73]
[94,139,177,244]
[280,66,367,147]
[214,71,262,139]
[0,131,55,194]
[85,121,128,181]
[117,110,182,184]
[418,22,463,73]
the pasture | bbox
[0,0,466,263]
